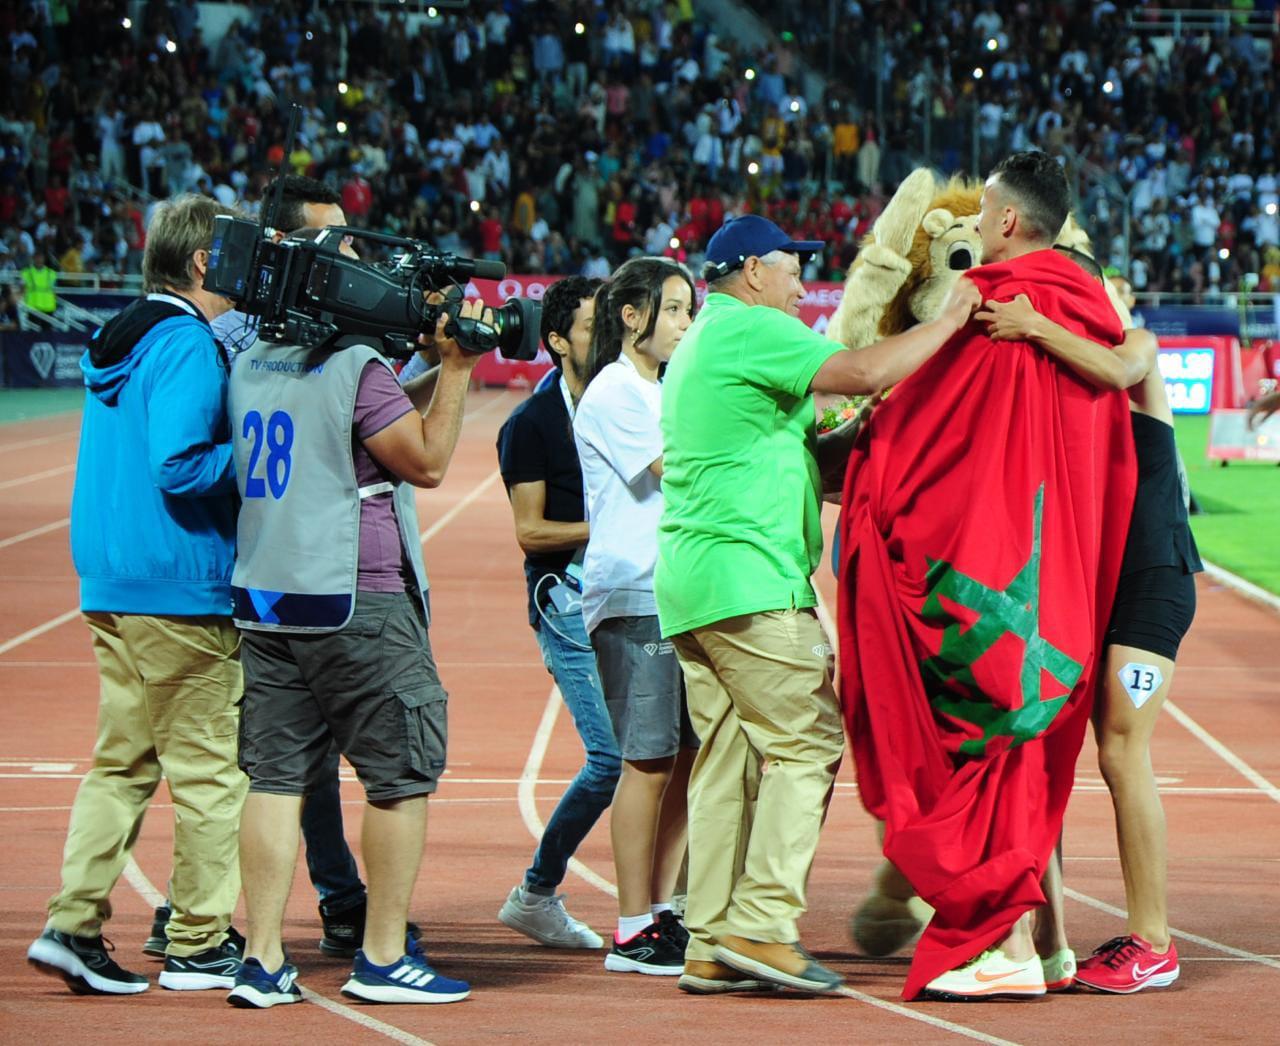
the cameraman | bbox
[494,276,620,949]
[202,174,430,962]
[226,276,491,1008]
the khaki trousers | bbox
[47,613,247,956]
[672,609,844,961]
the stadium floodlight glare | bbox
[745,68,756,81]
[575,22,585,34]
[973,67,984,80]
[747,161,760,175]
[1266,203,1278,216]
[336,120,348,134]
[428,6,438,16]
[121,16,132,29]
[986,38,998,51]
[470,200,481,213]
[338,81,349,94]
[306,31,313,41]
[164,39,177,54]
[1103,80,1115,94]
[1219,247,1230,260]
[669,237,680,250]
[789,100,800,113]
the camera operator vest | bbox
[229,339,429,633]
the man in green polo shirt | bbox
[20,250,59,327]
[657,214,978,996]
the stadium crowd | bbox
[0,0,1278,303]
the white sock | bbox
[650,902,674,918]
[617,913,652,941]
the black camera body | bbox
[204,215,540,361]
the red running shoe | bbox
[1075,935,1179,994]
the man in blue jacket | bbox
[26,193,248,996]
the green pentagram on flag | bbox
[919,483,1082,757]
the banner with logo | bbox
[1,332,93,387]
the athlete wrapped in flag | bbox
[836,153,1138,1001]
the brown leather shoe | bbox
[715,935,844,993]
[677,959,777,995]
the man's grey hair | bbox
[142,194,233,294]
[702,248,792,294]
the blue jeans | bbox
[526,604,621,891]
[301,743,365,910]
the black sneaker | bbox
[28,929,149,995]
[158,937,242,990]
[142,904,171,958]
[318,899,422,958]
[656,909,690,951]
[603,920,685,976]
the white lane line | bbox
[0,609,80,657]
[519,686,1021,1045]
[0,431,77,453]
[1200,558,1280,615]
[122,858,435,1044]
[0,518,69,550]
[418,471,502,544]
[1063,887,1280,971]
[0,464,75,491]
[518,685,616,898]
[1163,699,1280,803]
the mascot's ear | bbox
[870,168,938,257]
[921,208,956,239]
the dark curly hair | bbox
[540,275,603,370]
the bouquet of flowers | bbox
[815,394,876,502]
[817,396,869,434]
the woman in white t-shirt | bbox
[573,256,697,977]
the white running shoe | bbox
[924,948,1047,1000]
[498,886,604,949]
[1040,947,1077,991]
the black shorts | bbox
[238,591,447,802]
[1105,565,1197,661]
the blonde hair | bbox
[142,194,229,294]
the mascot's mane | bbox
[878,177,982,337]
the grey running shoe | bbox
[498,886,604,949]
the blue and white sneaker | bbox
[340,946,470,1004]
[226,957,302,1008]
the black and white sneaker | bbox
[319,899,423,959]
[158,937,242,990]
[142,904,171,958]
[656,909,690,951]
[603,921,685,976]
[28,929,149,995]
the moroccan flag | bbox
[836,248,1136,1001]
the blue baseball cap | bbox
[704,214,825,275]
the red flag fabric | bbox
[836,248,1136,1001]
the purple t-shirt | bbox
[353,361,416,591]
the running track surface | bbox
[1,391,1276,1046]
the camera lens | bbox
[492,298,542,361]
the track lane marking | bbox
[0,518,69,550]
[0,609,80,657]
[0,464,75,491]
[0,431,78,453]
[1164,699,1280,803]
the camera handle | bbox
[443,310,501,355]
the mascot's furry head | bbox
[829,168,983,351]
[829,168,1101,353]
